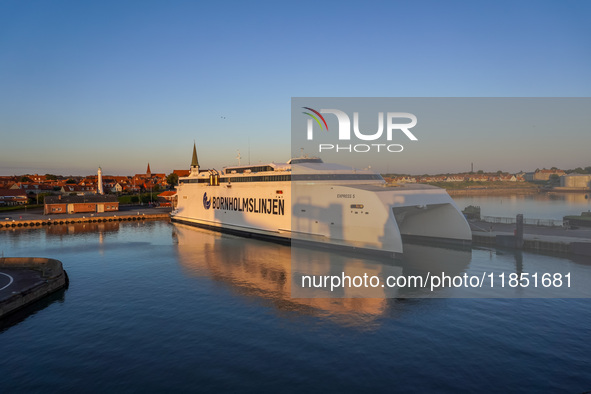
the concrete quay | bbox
[469,220,591,257]
[0,257,68,318]
[0,206,171,229]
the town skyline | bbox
[2,162,589,179]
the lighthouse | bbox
[97,167,104,195]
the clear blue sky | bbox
[1,0,590,176]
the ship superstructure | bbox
[171,144,472,255]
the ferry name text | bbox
[211,196,285,216]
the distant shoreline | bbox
[447,187,540,196]
[446,187,590,196]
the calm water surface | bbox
[1,220,590,393]
[453,192,591,220]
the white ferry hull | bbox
[171,180,471,255]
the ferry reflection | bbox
[173,224,471,324]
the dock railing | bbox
[481,216,565,227]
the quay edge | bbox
[0,213,170,229]
[0,257,68,319]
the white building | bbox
[560,174,591,189]
[111,183,123,193]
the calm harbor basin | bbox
[1,215,590,392]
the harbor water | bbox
[452,192,591,220]
[1,219,590,392]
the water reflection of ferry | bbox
[172,144,472,255]
[173,224,471,325]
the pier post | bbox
[515,214,524,249]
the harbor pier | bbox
[469,218,591,257]
[0,257,68,319]
[0,206,171,230]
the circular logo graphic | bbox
[203,192,211,209]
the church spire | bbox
[190,142,200,177]
[146,163,152,177]
[191,142,199,167]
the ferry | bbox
[171,144,472,256]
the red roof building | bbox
[173,170,190,177]
[0,189,28,206]
[44,195,119,215]
[157,191,176,207]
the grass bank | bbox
[118,192,162,205]
[0,204,43,212]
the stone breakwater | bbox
[0,213,170,229]
[0,257,68,318]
